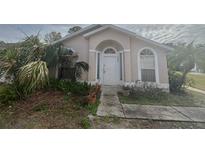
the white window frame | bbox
[137,47,159,83]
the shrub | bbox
[49,79,91,96]
[169,71,192,93]
[0,84,19,104]
[68,82,91,96]
[123,82,167,100]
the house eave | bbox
[83,24,137,38]
[52,24,174,51]
[51,24,102,45]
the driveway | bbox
[97,86,205,122]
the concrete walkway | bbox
[97,86,124,117]
[188,87,205,95]
[122,104,205,122]
[97,86,205,122]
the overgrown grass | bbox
[119,90,205,107]
[188,73,205,91]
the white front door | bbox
[103,55,119,85]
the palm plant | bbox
[0,48,19,78]
[58,50,89,81]
[44,44,89,82]
[18,61,49,94]
[0,35,49,95]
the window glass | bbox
[140,49,156,82]
[104,48,116,54]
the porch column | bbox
[88,49,97,82]
[124,49,132,82]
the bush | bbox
[169,71,192,93]
[49,79,91,96]
[123,82,166,100]
[0,84,19,104]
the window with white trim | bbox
[140,49,156,82]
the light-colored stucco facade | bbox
[56,24,172,90]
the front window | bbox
[140,49,156,82]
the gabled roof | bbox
[52,24,102,44]
[54,24,174,51]
[83,24,137,38]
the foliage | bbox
[43,43,63,68]
[0,48,19,78]
[44,44,89,81]
[18,61,49,94]
[0,35,49,98]
[167,42,205,92]
[196,46,205,73]
[58,50,89,81]
[168,42,205,78]
[0,84,19,104]
[168,43,195,73]
[49,79,91,96]
[169,71,185,93]
[119,90,205,107]
[44,31,62,44]
[85,100,100,115]
[122,82,167,100]
[81,117,91,129]
[169,71,193,93]
[68,26,82,34]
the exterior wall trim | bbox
[124,49,131,53]
[89,49,96,53]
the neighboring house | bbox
[54,24,173,91]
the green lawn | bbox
[118,90,205,107]
[188,73,205,91]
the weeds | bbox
[81,117,91,129]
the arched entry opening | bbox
[95,40,124,85]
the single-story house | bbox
[54,24,173,91]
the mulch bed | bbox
[0,90,89,128]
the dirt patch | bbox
[0,91,90,128]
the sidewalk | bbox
[97,86,205,122]
[187,87,205,95]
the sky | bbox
[0,24,205,45]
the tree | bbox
[169,42,198,76]
[195,44,205,73]
[168,42,205,92]
[44,31,62,44]
[68,26,82,34]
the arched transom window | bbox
[104,48,116,54]
[140,48,156,82]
